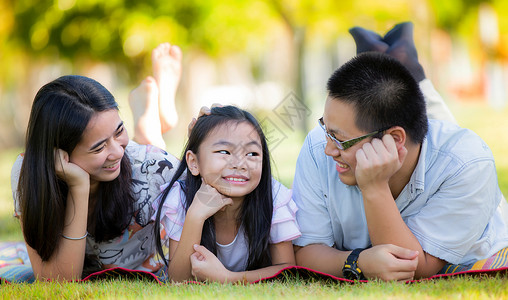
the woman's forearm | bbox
[27,185,89,281]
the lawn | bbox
[0,100,507,298]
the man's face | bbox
[322,96,374,186]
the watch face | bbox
[343,268,360,280]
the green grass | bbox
[0,100,507,298]
[1,276,508,299]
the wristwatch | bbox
[342,248,366,280]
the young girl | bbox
[153,106,301,283]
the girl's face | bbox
[69,109,129,189]
[187,121,263,200]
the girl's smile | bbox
[223,174,249,184]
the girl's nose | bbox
[230,153,247,170]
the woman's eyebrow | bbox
[89,121,123,151]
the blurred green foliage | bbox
[0,0,452,84]
[2,0,285,82]
[3,0,506,88]
[1,0,508,143]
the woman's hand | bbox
[187,104,223,137]
[188,181,233,221]
[54,149,89,189]
[190,244,231,283]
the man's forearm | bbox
[295,244,350,277]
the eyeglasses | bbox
[318,117,391,150]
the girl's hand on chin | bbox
[190,244,231,283]
[54,148,90,188]
[189,181,233,220]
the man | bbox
[293,23,508,281]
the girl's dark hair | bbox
[154,106,273,271]
[18,75,135,262]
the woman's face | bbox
[69,109,129,188]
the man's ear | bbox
[386,126,406,149]
[186,150,200,176]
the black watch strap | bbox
[342,248,366,280]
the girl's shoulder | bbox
[271,179,293,210]
[151,181,187,241]
[153,181,187,214]
[270,178,301,243]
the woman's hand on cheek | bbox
[187,103,224,137]
[54,149,90,189]
[190,244,231,283]
[188,182,233,221]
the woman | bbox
[11,75,179,280]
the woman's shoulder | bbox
[11,153,24,216]
[126,140,178,164]
[127,141,180,179]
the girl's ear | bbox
[185,150,200,176]
[387,126,406,149]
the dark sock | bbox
[383,22,426,82]
[349,27,389,54]
[383,22,413,45]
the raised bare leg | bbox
[152,43,182,134]
[129,76,166,149]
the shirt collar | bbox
[394,137,427,209]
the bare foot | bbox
[152,43,182,134]
[129,76,166,149]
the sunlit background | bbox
[1,0,508,188]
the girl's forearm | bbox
[167,214,205,282]
[224,263,294,283]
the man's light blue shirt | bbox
[293,118,508,265]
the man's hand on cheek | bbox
[354,134,407,191]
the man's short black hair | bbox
[326,52,428,144]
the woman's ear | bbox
[387,126,406,149]
[185,150,200,176]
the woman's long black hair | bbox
[154,106,273,270]
[18,75,135,262]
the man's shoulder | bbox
[301,126,327,155]
[426,119,494,163]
